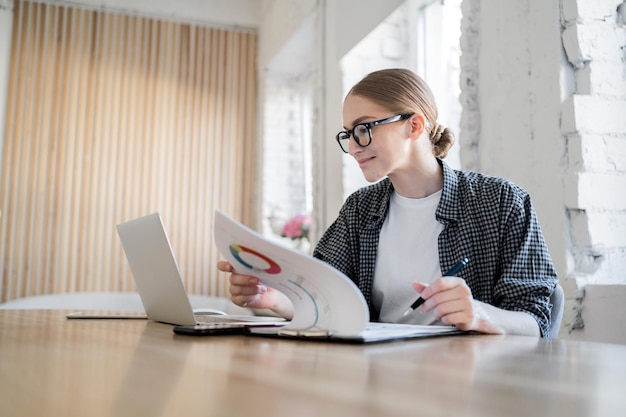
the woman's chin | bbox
[361,172,384,183]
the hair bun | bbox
[429,123,445,142]
[430,123,455,159]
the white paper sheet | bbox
[214,209,369,336]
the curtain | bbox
[0,0,257,302]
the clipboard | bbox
[213,210,467,344]
[244,322,467,344]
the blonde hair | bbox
[347,68,455,158]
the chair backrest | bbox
[548,284,564,339]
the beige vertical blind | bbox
[0,1,257,303]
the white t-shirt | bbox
[372,190,444,323]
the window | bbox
[339,0,462,199]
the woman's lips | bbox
[357,156,374,167]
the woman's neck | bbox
[389,155,443,199]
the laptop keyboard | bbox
[194,315,249,324]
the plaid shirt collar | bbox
[367,158,461,227]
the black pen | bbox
[401,258,469,317]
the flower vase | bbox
[293,238,310,254]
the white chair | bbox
[548,284,564,339]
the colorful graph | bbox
[229,244,282,274]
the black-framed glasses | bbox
[335,113,413,153]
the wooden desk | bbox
[1,309,625,417]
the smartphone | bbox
[173,322,248,336]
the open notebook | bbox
[213,210,466,344]
[113,213,284,327]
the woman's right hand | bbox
[217,260,294,319]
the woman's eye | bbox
[355,125,369,136]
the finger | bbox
[426,295,474,322]
[438,309,477,330]
[231,287,273,309]
[228,272,259,286]
[232,294,263,308]
[419,283,472,314]
[217,260,233,272]
[229,282,267,297]
[421,276,467,298]
[411,281,428,293]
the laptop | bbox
[115,212,284,326]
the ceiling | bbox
[26,0,263,30]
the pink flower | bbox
[282,213,311,240]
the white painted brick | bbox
[567,208,626,252]
[564,172,626,210]
[570,246,626,285]
[569,208,592,247]
[577,61,626,97]
[607,137,626,172]
[563,0,624,21]
[562,23,625,67]
[561,94,626,135]
[578,23,624,61]
[568,134,626,173]
[583,249,626,284]
[588,210,626,246]
[562,25,586,68]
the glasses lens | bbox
[354,124,371,147]
[336,132,350,153]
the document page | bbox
[214,210,369,336]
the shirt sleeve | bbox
[494,186,558,337]
[312,195,359,281]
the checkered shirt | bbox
[313,159,558,337]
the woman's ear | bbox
[408,114,427,139]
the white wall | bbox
[257,0,316,72]
[460,0,626,343]
[461,0,566,274]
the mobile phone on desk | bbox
[173,322,248,336]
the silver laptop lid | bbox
[116,213,196,326]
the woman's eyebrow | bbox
[344,115,376,129]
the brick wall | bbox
[460,0,626,339]
[562,0,626,339]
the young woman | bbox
[218,68,558,337]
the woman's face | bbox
[342,94,415,183]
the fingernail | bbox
[258,285,267,294]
